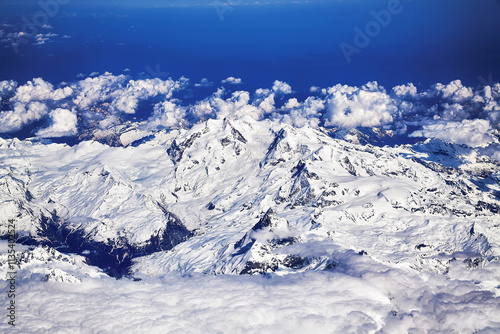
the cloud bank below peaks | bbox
[410,119,495,148]
[0,74,499,154]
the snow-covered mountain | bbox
[1,116,500,332]
[1,116,499,280]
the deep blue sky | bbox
[1,0,499,95]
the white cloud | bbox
[12,78,55,103]
[279,96,324,128]
[410,119,495,147]
[302,96,325,117]
[438,103,469,121]
[72,74,129,110]
[72,73,183,115]
[215,91,262,120]
[0,80,17,102]
[190,90,261,121]
[31,32,58,45]
[0,74,187,135]
[431,80,474,102]
[258,93,275,114]
[188,88,269,122]
[0,101,49,133]
[128,78,179,97]
[194,78,214,88]
[272,80,292,95]
[284,98,301,110]
[51,86,74,101]
[392,83,417,97]
[109,95,139,114]
[36,108,78,138]
[222,77,243,85]
[2,74,499,140]
[323,82,396,129]
[279,110,321,128]
[480,84,500,126]
[388,80,500,133]
[147,101,187,129]
[190,99,216,120]
[109,78,182,114]
[5,78,71,109]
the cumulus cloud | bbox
[110,78,186,114]
[71,73,129,110]
[431,80,474,102]
[272,80,292,95]
[252,88,275,114]
[188,87,273,122]
[222,76,243,85]
[36,108,78,138]
[410,119,495,147]
[323,82,397,129]
[0,80,17,102]
[147,101,187,129]
[0,73,189,135]
[391,81,500,130]
[108,78,180,114]
[0,78,73,133]
[12,78,56,103]
[392,83,417,97]
[438,103,469,121]
[0,101,49,133]
[283,97,301,110]
[480,84,500,126]
[278,96,324,128]
[71,74,185,115]
[211,90,262,120]
[258,93,275,114]
[186,81,294,122]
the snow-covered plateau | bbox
[1,116,499,333]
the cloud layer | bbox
[410,119,495,148]
[2,250,499,333]
[0,74,499,155]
